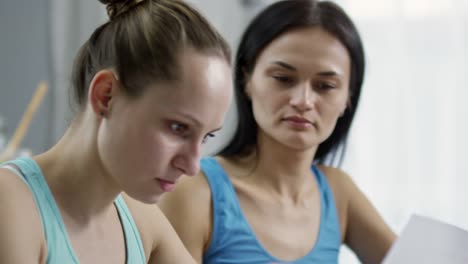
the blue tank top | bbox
[201,157,341,264]
[1,157,146,264]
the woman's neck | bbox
[34,116,121,226]
[230,135,318,205]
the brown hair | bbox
[71,0,231,111]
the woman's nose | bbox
[173,143,201,176]
[290,83,315,112]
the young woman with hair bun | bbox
[0,0,232,263]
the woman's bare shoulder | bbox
[316,165,355,193]
[0,167,44,223]
[315,165,355,241]
[0,168,45,262]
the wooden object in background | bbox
[0,81,48,163]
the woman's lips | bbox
[283,116,313,129]
[157,178,176,192]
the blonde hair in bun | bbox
[99,0,145,20]
[71,0,231,111]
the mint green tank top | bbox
[1,157,146,264]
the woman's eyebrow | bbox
[270,61,297,71]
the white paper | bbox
[382,214,468,264]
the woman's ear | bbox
[245,81,252,99]
[339,107,346,117]
[88,70,119,118]
[342,97,353,116]
[243,68,252,99]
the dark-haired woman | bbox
[160,1,396,263]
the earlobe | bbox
[339,108,345,117]
[244,80,252,99]
[88,70,118,118]
[340,98,352,117]
[243,69,253,100]
[339,104,348,117]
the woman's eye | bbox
[316,82,336,90]
[170,122,189,135]
[202,133,215,144]
[273,75,294,84]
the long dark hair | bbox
[219,0,365,166]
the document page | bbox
[382,214,468,264]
